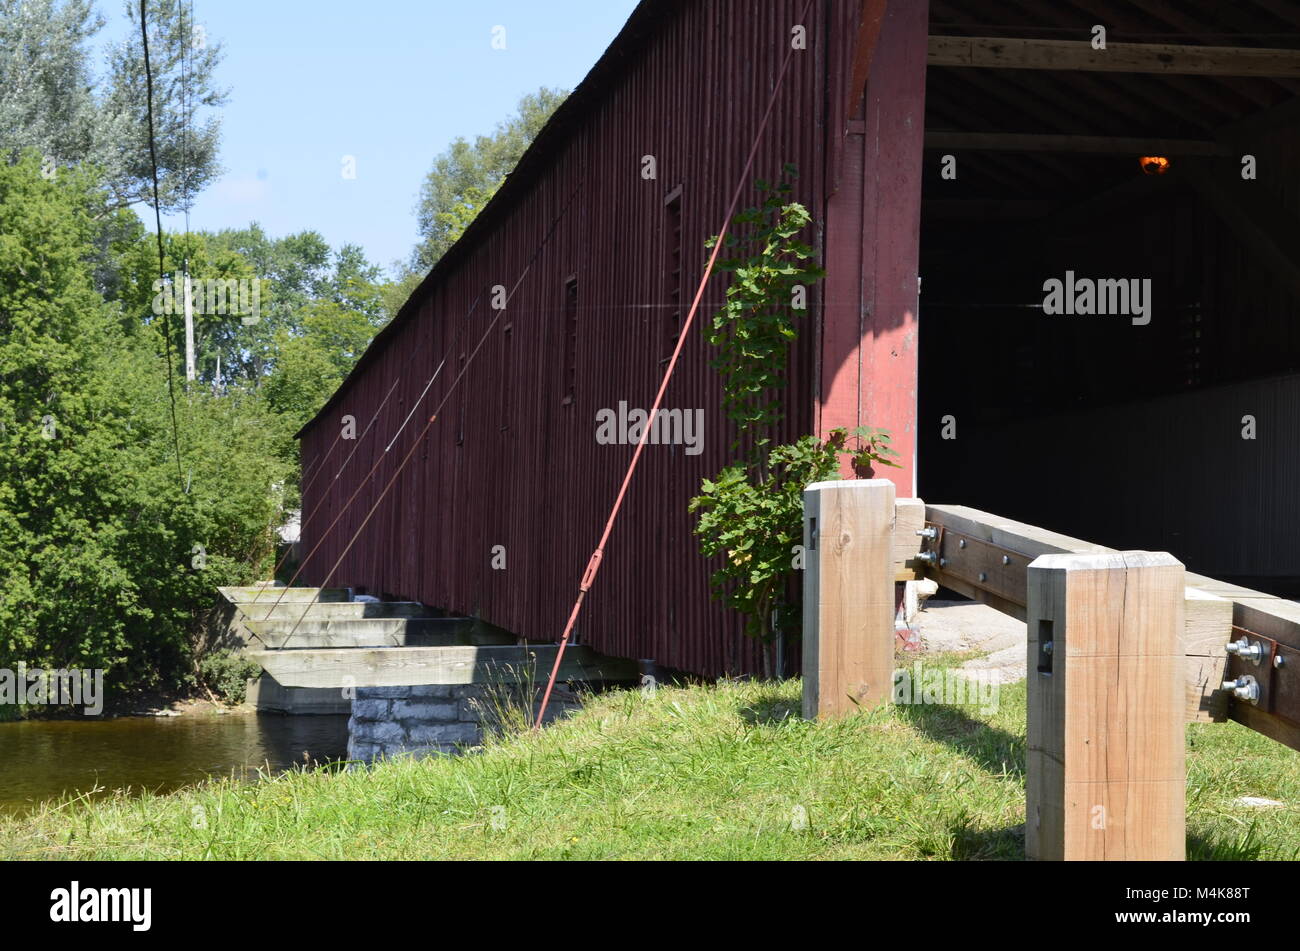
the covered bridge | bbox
[295,0,1300,679]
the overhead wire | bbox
[241,375,402,612]
[271,177,586,649]
[139,0,187,488]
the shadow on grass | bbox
[738,690,801,726]
[895,700,1026,780]
[1187,823,1267,861]
[947,823,1271,861]
[950,819,1024,860]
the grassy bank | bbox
[2,674,1297,860]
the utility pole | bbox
[183,269,196,382]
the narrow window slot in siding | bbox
[456,350,467,447]
[662,185,683,365]
[563,275,578,406]
[500,324,513,431]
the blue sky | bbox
[96,0,640,275]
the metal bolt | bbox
[1275,654,1285,669]
[917,551,937,565]
[958,538,967,549]
[978,572,987,582]
[916,527,938,540]
[1225,636,1263,664]
[1042,641,1054,655]
[939,557,948,568]
[1001,555,1011,565]
[1222,675,1260,704]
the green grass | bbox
[1,674,1297,860]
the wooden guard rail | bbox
[802,483,1300,861]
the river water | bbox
[0,714,349,815]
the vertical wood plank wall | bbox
[296,1,929,678]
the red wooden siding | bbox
[296,0,928,677]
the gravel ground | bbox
[910,599,1029,685]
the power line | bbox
[139,0,186,488]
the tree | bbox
[0,0,227,213]
[100,0,227,212]
[114,224,389,390]
[0,154,288,702]
[264,299,388,433]
[409,87,567,272]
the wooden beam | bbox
[249,644,638,688]
[922,505,1232,723]
[846,0,889,119]
[922,504,1300,745]
[893,497,926,579]
[803,480,896,718]
[1214,93,1300,146]
[1026,551,1186,861]
[924,130,1230,156]
[1125,0,1300,99]
[1182,587,1232,723]
[1181,158,1300,299]
[820,0,926,494]
[928,36,1300,78]
[1181,577,1300,751]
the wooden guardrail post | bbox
[802,479,896,719]
[1026,551,1186,860]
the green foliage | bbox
[689,428,899,642]
[263,299,386,433]
[0,0,227,212]
[0,154,288,700]
[693,168,898,646]
[198,648,260,705]
[409,87,567,272]
[114,224,389,391]
[0,2,394,703]
[704,166,824,453]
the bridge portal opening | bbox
[917,6,1300,595]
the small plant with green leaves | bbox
[693,167,898,655]
[690,427,898,645]
[469,662,539,739]
[704,165,824,455]
[198,649,261,705]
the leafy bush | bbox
[704,165,824,455]
[0,154,289,701]
[691,428,899,642]
[198,649,262,705]
[692,168,898,648]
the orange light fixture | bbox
[1139,155,1170,175]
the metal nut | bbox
[1225,636,1263,665]
[1221,675,1260,704]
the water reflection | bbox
[0,714,349,815]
